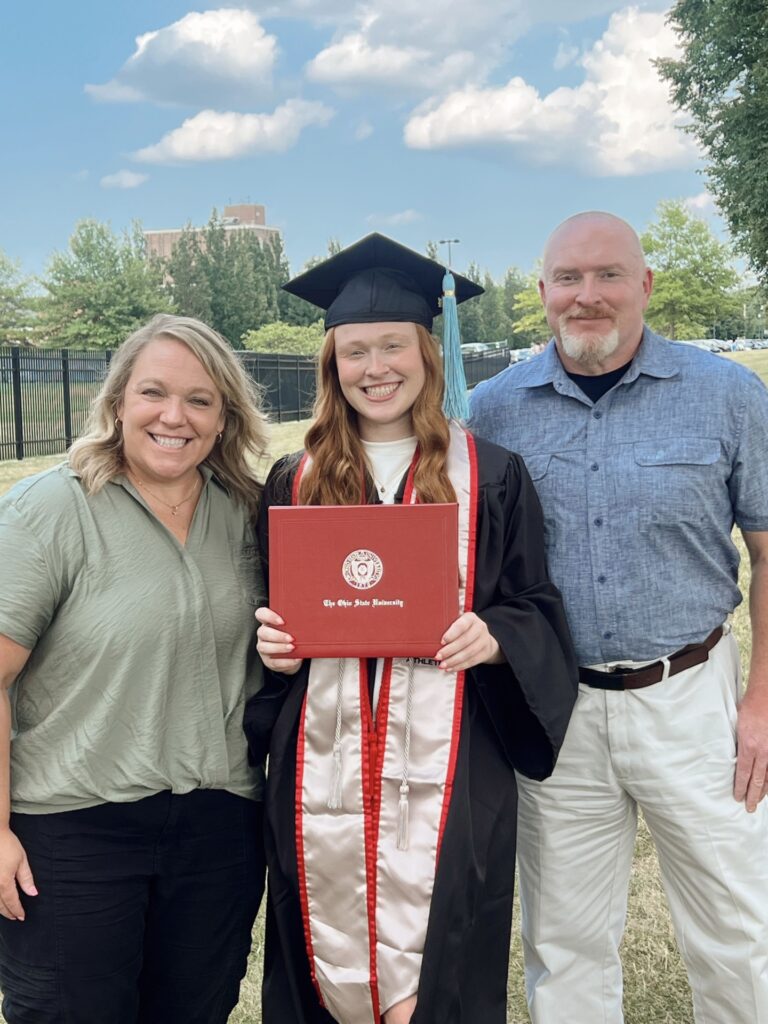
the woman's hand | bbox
[436,612,503,673]
[255,607,303,675]
[0,827,37,921]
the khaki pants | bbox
[517,631,768,1024]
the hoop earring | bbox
[115,417,121,429]
[217,432,223,444]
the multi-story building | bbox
[144,204,280,261]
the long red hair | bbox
[299,325,457,506]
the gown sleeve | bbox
[243,454,309,768]
[469,438,579,780]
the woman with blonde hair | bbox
[0,314,269,1023]
[245,235,578,1024]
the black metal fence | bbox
[0,346,509,462]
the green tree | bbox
[245,231,280,326]
[40,221,171,348]
[266,235,316,327]
[169,213,288,346]
[511,270,550,345]
[0,250,36,344]
[502,267,529,347]
[658,0,768,282]
[166,227,213,323]
[457,262,484,343]
[242,320,325,355]
[478,272,510,343]
[641,200,738,339]
[720,283,768,340]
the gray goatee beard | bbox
[560,316,620,369]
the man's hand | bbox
[0,828,37,921]
[734,684,768,812]
[739,531,768,812]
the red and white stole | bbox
[292,422,478,1023]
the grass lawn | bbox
[729,348,768,379]
[1,350,763,1022]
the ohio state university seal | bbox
[342,549,384,590]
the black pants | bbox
[0,789,265,1024]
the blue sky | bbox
[1,1,719,283]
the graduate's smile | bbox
[361,381,402,401]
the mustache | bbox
[563,309,612,320]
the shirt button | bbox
[594,517,603,527]
[591,462,599,472]
[593,410,603,419]
[603,631,613,640]
[597,574,607,583]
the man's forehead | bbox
[544,220,645,275]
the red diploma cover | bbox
[269,503,459,658]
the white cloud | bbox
[307,32,482,92]
[685,191,716,213]
[252,0,625,54]
[366,209,423,226]
[553,42,580,70]
[133,100,334,163]
[86,9,277,107]
[88,82,144,103]
[404,7,700,177]
[100,170,149,189]
[265,0,630,91]
[355,119,374,140]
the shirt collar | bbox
[511,325,679,391]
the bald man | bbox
[470,213,768,1023]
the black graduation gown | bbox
[244,435,578,1024]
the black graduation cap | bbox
[283,233,484,331]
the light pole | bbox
[438,238,460,268]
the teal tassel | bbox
[441,271,470,420]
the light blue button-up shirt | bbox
[469,328,768,665]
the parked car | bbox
[509,347,535,364]
[677,339,716,352]
[461,342,493,358]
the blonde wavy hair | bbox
[299,324,456,506]
[68,314,268,514]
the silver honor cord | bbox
[397,660,416,850]
[327,658,345,809]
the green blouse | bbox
[0,463,265,814]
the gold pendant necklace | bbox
[372,455,414,497]
[131,474,201,516]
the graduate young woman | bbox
[244,235,578,1024]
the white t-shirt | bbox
[361,436,418,504]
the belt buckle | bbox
[659,655,671,682]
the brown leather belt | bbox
[579,626,724,691]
